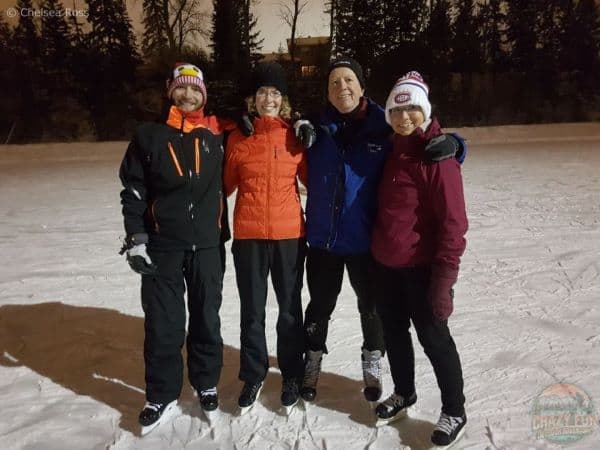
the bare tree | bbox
[142,0,211,58]
[278,0,309,89]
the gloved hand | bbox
[239,113,255,137]
[293,119,317,148]
[120,233,157,275]
[427,266,458,321]
[424,133,467,164]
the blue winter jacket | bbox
[305,98,392,254]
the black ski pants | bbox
[372,261,465,417]
[142,247,223,403]
[232,238,306,384]
[304,247,385,354]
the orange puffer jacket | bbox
[224,115,307,240]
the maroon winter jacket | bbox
[371,118,468,277]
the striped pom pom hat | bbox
[167,62,207,105]
[385,71,431,125]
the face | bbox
[327,67,365,114]
[171,84,204,112]
[389,106,425,136]
[255,86,282,117]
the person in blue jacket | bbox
[299,57,465,404]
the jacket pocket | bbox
[167,142,184,177]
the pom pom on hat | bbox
[385,71,431,125]
[167,62,207,105]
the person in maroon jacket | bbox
[370,71,468,448]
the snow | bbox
[1,122,600,449]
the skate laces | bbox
[143,401,163,412]
[200,387,217,398]
[435,413,465,435]
[381,393,406,411]
[303,350,323,387]
[242,382,262,397]
[362,349,382,387]
[282,378,299,394]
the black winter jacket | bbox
[119,109,226,251]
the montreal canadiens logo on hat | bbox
[394,91,411,104]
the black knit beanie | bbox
[251,62,288,96]
[327,56,365,88]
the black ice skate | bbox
[199,387,219,421]
[300,350,323,402]
[281,378,300,415]
[375,392,417,427]
[238,381,263,415]
[138,400,178,435]
[431,412,467,449]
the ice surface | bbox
[1,123,599,449]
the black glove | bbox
[120,233,157,275]
[238,114,255,137]
[293,120,317,148]
[424,134,459,162]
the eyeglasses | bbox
[389,105,423,115]
[256,89,282,99]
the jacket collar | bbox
[166,105,208,133]
[322,97,392,137]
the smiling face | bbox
[255,86,283,117]
[171,84,204,112]
[388,105,425,136]
[327,67,365,114]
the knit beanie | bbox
[384,71,431,125]
[327,56,365,88]
[251,62,288,96]
[167,62,207,105]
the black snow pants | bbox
[232,238,306,384]
[141,247,223,403]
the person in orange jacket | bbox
[223,62,307,414]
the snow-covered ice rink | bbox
[1,122,600,449]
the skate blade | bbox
[140,400,178,436]
[282,399,299,416]
[201,407,218,422]
[238,385,263,416]
[431,426,466,449]
[375,408,408,427]
[238,404,255,416]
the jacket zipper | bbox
[266,128,272,238]
[326,147,344,249]
[151,200,160,232]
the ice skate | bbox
[431,412,466,449]
[375,392,416,427]
[361,348,383,402]
[281,378,300,415]
[139,399,178,435]
[300,350,323,402]
[199,387,219,421]
[238,381,263,415]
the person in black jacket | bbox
[119,63,231,434]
